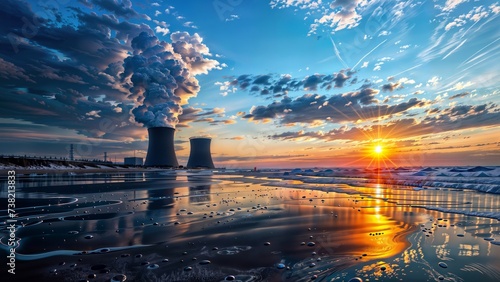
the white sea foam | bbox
[276,166,500,195]
[411,206,500,221]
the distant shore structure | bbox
[124,157,143,166]
[145,127,179,167]
[187,137,215,169]
[69,144,74,161]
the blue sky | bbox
[0,0,499,167]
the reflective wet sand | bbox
[1,172,499,281]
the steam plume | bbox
[122,31,219,128]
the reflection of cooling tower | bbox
[145,127,179,167]
[187,137,215,169]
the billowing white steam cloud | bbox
[122,31,219,128]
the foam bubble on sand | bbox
[111,274,127,282]
[147,264,159,269]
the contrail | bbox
[329,35,349,69]
[460,19,479,39]
[352,39,387,70]
[442,39,467,60]
[389,63,423,78]
[459,37,500,66]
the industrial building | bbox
[187,137,215,169]
[124,157,143,166]
[144,127,179,167]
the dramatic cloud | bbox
[177,106,202,128]
[271,0,369,33]
[382,82,403,92]
[222,70,355,96]
[242,86,427,125]
[170,32,220,75]
[0,57,34,82]
[449,92,470,100]
[317,0,367,31]
[122,31,220,128]
[177,106,233,127]
[269,103,500,141]
[0,0,220,141]
[442,0,467,12]
[0,0,154,139]
[91,0,149,19]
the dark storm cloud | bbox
[0,86,136,140]
[0,0,43,36]
[75,10,153,43]
[1,0,149,85]
[91,0,149,20]
[0,0,217,140]
[226,69,355,96]
[0,0,142,138]
[78,0,93,8]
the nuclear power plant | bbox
[187,137,215,169]
[144,127,179,167]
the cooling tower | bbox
[187,137,215,169]
[144,127,179,167]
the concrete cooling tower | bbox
[145,127,179,167]
[187,137,215,169]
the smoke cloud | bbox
[123,31,219,128]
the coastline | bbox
[1,169,500,281]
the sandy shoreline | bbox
[4,174,417,281]
[2,169,500,281]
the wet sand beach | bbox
[1,170,499,281]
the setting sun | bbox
[375,145,383,154]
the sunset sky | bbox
[0,0,499,168]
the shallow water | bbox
[0,172,499,281]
